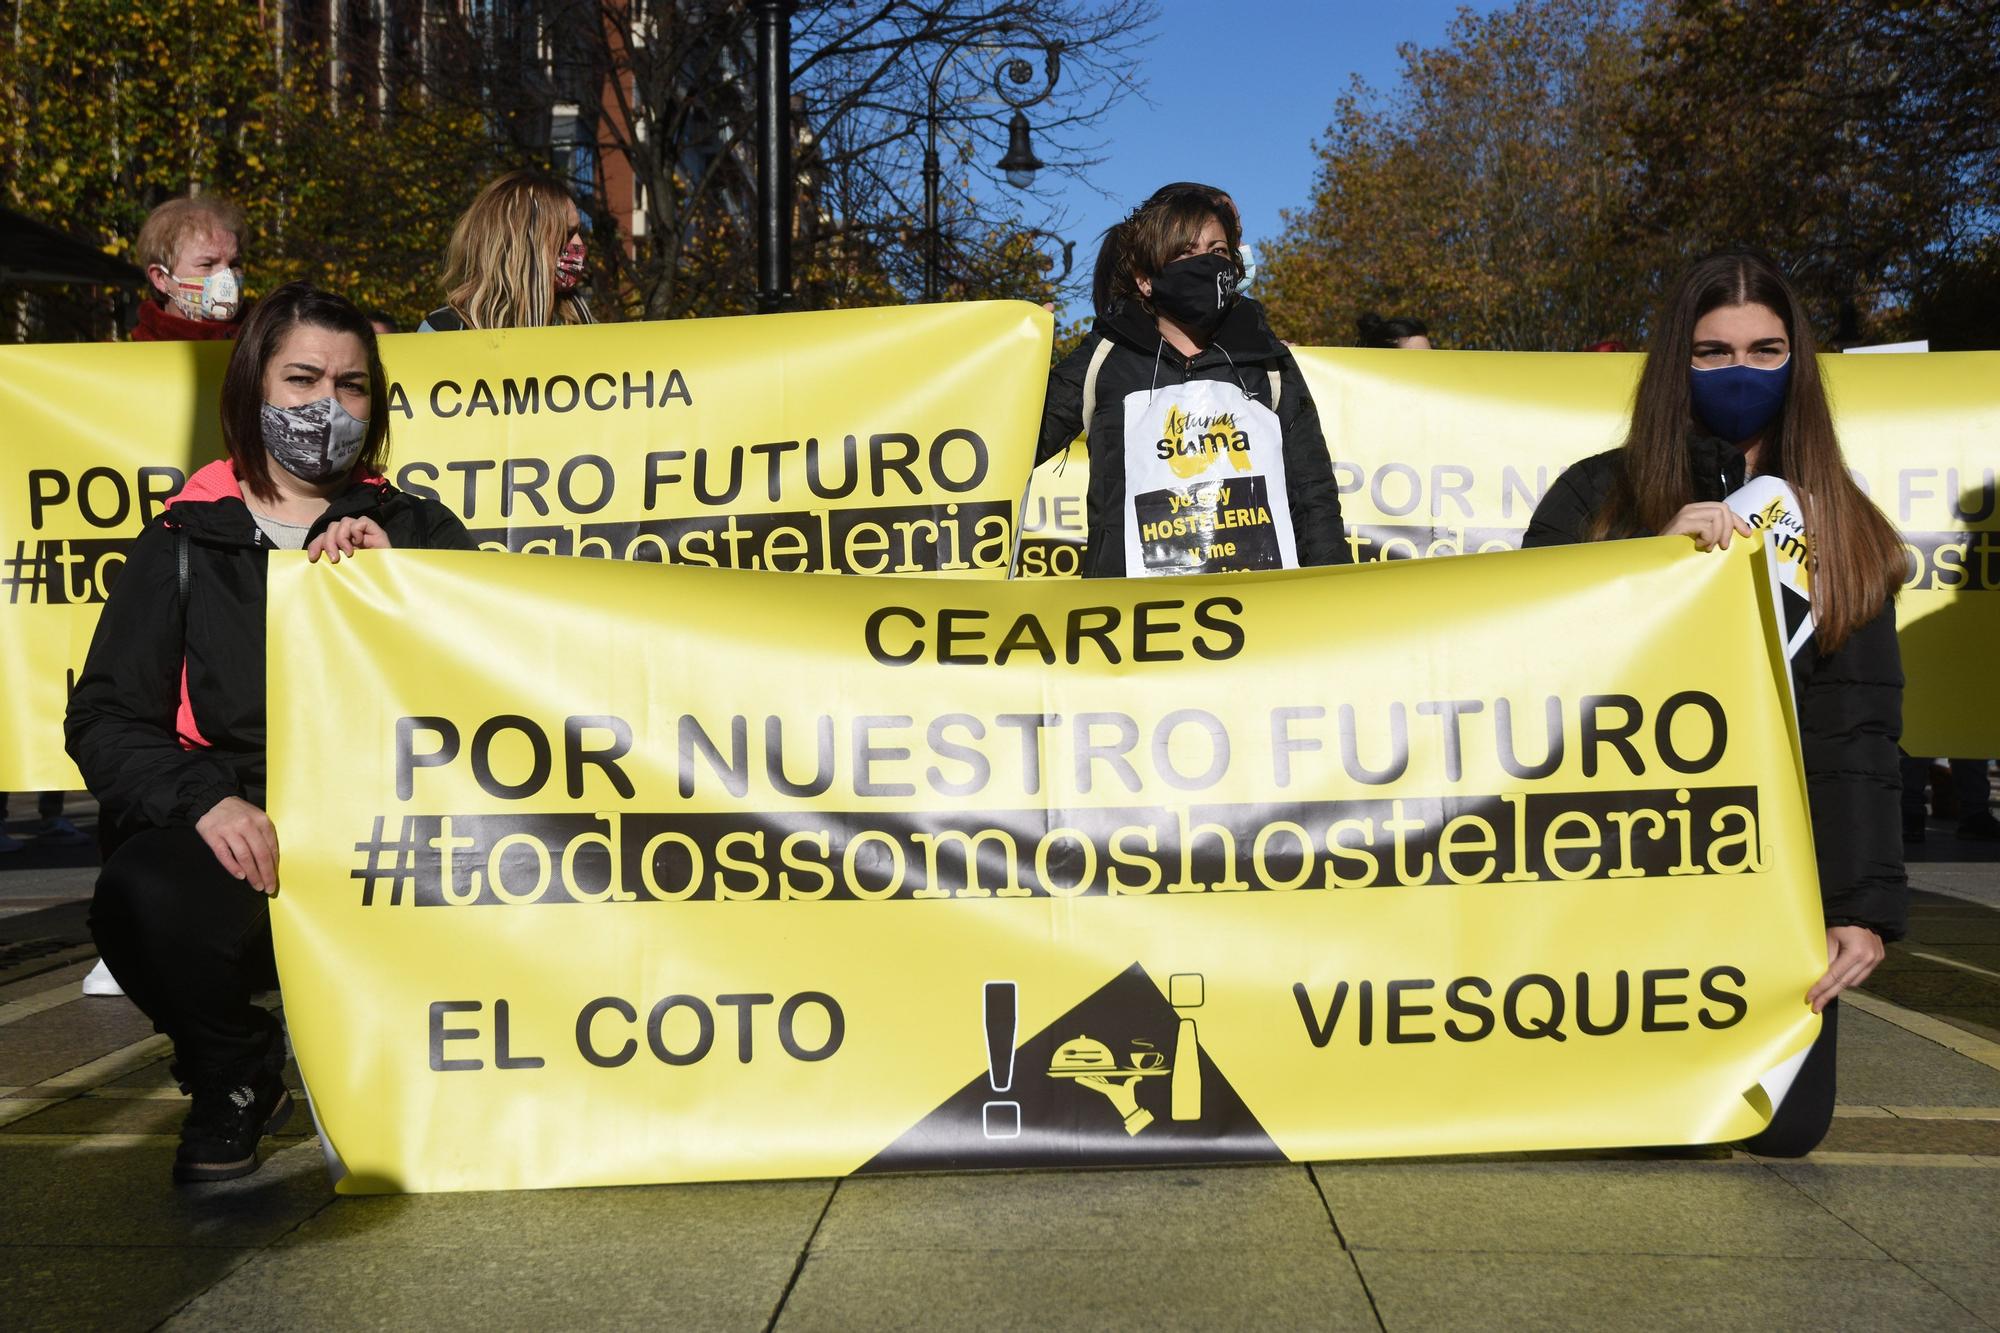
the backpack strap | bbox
[1078,336,1116,432]
[1267,368,1282,414]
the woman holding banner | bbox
[1035,182,1347,578]
[1524,250,1908,1156]
[66,284,476,1185]
[418,170,596,332]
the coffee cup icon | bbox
[1130,1041,1164,1070]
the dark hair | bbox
[364,309,398,332]
[1357,312,1429,347]
[220,282,391,501]
[1096,182,1242,316]
[1593,249,1904,650]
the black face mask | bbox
[1148,252,1242,334]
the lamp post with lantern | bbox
[921,24,1062,301]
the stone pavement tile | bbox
[0,959,91,1002]
[104,1055,180,1088]
[1836,1007,2000,1107]
[0,1245,259,1333]
[1934,1007,2000,1044]
[1,1093,186,1135]
[1892,945,2000,973]
[102,1052,306,1096]
[1909,918,2000,946]
[0,995,155,1087]
[163,1244,802,1332]
[1865,969,2000,1008]
[275,1176,835,1254]
[777,1243,1375,1332]
[814,1164,1330,1253]
[1354,1252,1983,1333]
[1817,1115,2000,1156]
[0,1138,332,1247]
[0,1093,312,1139]
[1772,1163,2000,1265]
[1313,1160,1881,1258]
[1910,1263,2000,1325]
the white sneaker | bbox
[81,958,124,997]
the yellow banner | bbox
[268,540,1822,1193]
[1021,348,1999,755]
[0,303,1051,788]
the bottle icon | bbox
[1168,973,1204,1122]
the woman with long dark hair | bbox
[1525,250,1908,1155]
[67,284,476,1184]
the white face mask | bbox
[162,266,241,321]
[260,395,368,484]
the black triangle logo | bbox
[858,963,1284,1173]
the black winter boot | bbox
[173,1066,293,1184]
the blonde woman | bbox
[419,170,596,331]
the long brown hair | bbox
[440,171,594,330]
[220,283,391,501]
[1593,250,1904,651]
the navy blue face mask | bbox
[1689,357,1791,444]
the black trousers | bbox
[1742,1000,1838,1157]
[89,825,282,1087]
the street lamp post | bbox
[752,0,797,314]
[921,24,1062,302]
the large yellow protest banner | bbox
[268,540,1822,1193]
[0,303,1051,788]
[1022,348,1999,755]
[8,323,1986,785]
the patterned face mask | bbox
[555,231,588,294]
[161,266,241,321]
[259,395,368,484]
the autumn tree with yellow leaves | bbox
[0,0,498,337]
[1264,0,2000,351]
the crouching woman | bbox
[66,283,475,1184]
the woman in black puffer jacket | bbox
[1036,182,1348,578]
[1525,251,1908,1157]
[67,283,475,1185]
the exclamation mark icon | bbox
[981,981,1021,1139]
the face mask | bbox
[1148,252,1242,334]
[259,395,369,484]
[1689,357,1791,444]
[555,233,587,294]
[162,267,241,321]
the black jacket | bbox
[65,466,475,839]
[1523,441,1908,939]
[1036,296,1348,577]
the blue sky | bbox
[1034,0,1506,292]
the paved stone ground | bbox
[3,794,1997,1331]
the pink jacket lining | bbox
[163,459,384,751]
